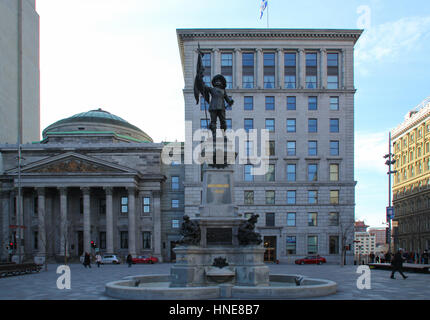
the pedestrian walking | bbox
[423,250,429,264]
[96,253,102,268]
[126,254,133,267]
[390,249,408,279]
[83,252,91,268]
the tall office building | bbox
[177,29,362,263]
[0,0,40,144]
[391,96,430,252]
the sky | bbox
[35,0,430,229]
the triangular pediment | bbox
[8,152,138,175]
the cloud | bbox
[355,131,389,174]
[355,15,430,74]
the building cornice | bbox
[391,97,430,140]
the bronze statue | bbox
[238,214,262,245]
[178,215,201,245]
[194,44,234,137]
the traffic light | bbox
[9,242,14,249]
[91,241,96,248]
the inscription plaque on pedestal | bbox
[206,173,231,205]
[207,228,232,245]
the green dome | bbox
[42,108,153,143]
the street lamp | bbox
[384,132,398,254]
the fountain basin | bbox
[105,274,337,300]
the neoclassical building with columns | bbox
[0,109,184,262]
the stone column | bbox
[320,49,327,89]
[81,187,91,254]
[104,187,114,254]
[152,190,162,261]
[256,48,263,89]
[36,187,46,256]
[298,48,305,89]
[127,187,136,256]
[59,187,68,256]
[213,48,220,76]
[277,48,284,89]
[1,191,10,261]
[234,48,242,89]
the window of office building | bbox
[287,191,296,204]
[264,53,275,88]
[287,164,296,181]
[330,118,339,132]
[266,212,275,226]
[329,212,339,226]
[306,53,317,89]
[246,140,254,156]
[287,96,296,110]
[266,164,276,182]
[172,199,179,208]
[242,52,254,88]
[287,141,296,156]
[202,52,211,85]
[330,96,339,110]
[287,213,296,227]
[308,164,318,181]
[226,119,232,130]
[99,198,106,215]
[287,119,296,132]
[308,118,318,133]
[308,141,317,156]
[265,96,275,110]
[201,99,209,110]
[330,190,339,204]
[171,176,180,190]
[244,191,254,205]
[244,119,254,132]
[308,235,318,254]
[330,164,339,181]
[266,140,276,156]
[221,53,233,89]
[330,140,339,156]
[286,236,297,254]
[200,119,209,129]
[244,96,254,110]
[284,52,296,88]
[265,119,275,132]
[308,190,318,204]
[121,197,128,214]
[308,96,317,110]
[327,53,339,89]
[244,164,254,181]
[265,191,275,204]
[143,197,151,213]
[172,219,180,229]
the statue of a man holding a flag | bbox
[194,45,234,137]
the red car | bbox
[295,255,326,265]
[132,255,159,264]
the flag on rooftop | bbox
[260,0,268,19]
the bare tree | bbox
[339,219,353,266]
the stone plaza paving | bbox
[0,262,429,300]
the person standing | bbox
[390,249,407,279]
[83,252,91,268]
[423,250,429,264]
[126,254,133,267]
[96,253,102,268]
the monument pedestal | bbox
[171,165,269,287]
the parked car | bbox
[132,255,159,264]
[101,255,121,264]
[295,255,326,265]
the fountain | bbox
[105,146,337,299]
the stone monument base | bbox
[170,245,269,287]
